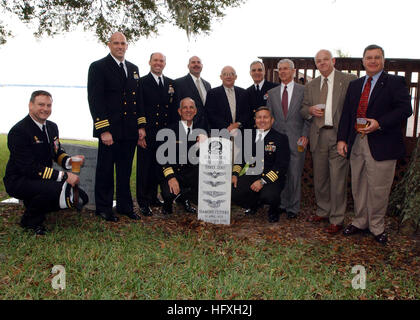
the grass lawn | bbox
[0,134,419,300]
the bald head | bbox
[108,32,128,61]
[314,49,335,77]
[220,66,237,88]
[188,56,203,77]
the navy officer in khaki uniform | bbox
[88,32,146,222]
[136,52,178,216]
[3,90,88,235]
[231,107,290,223]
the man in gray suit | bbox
[267,59,310,219]
[301,49,357,234]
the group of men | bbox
[4,31,412,246]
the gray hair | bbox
[250,60,265,70]
[277,59,295,70]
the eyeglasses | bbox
[222,73,236,77]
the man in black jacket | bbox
[174,56,211,131]
[158,98,206,214]
[88,32,145,222]
[136,52,178,216]
[231,107,290,223]
[243,61,279,128]
[3,91,88,235]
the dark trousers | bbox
[95,139,136,214]
[160,166,199,204]
[136,144,160,207]
[4,178,62,227]
[232,174,283,209]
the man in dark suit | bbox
[158,98,206,214]
[243,61,279,128]
[231,107,290,223]
[88,32,145,222]
[205,66,247,132]
[337,44,412,245]
[3,91,88,235]
[174,56,211,130]
[136,52,178,216]
[267,59,310,219]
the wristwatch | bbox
[62,172,68,182]
[260,178,267,185]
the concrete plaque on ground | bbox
[54,143,98,210]
[198,137,232,225]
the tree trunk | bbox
[388,137,420,235]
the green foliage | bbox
[0,0,244,45]
[389,137,420,235]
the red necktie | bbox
[282,85,288,118]
[357,77,372,118]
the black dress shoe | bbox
[287,212,297,219]
[268,206,279,223]
[21,224,47,235]
[139,206,153,216]
[162,204,173,215]
[183,200,196,214]
[244,208,256,215]
[374,232,388,245]
[121,211,141,220]
[278,207,287,215]
[343,224,364,236]
[96,211,119,222]
[150,198,164,207]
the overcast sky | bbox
[1,0,419,89]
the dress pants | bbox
[280,146,306,214]
[312,128,349,225]
[5,178,62,227]
[95,139,136,214]
[232,174,283,209]
[350,135,396,236]
[136,143,160,207]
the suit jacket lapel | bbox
[332,70,343,118]
[287,82,301,119]
[106,54,126,85]
[221,86,233,123]
[312,77,321,105]
[187,74,203,104]
[368,72,387,108]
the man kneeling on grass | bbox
[3,90,88,235]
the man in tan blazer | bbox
[301,49,357,234]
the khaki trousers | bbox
[312,128,349,225]
[350,135,396,236]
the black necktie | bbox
[119,62,126,79]
[256,84,260,92]
[42,124,49,143]
[187,127,191,137]
[158,76,164,89]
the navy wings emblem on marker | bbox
[203,199,225,208]
[203,181,225,187]
[204,171,226,179]
[203,191,225,198]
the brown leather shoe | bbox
[325,224,343,234]
[307,215,328,223]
